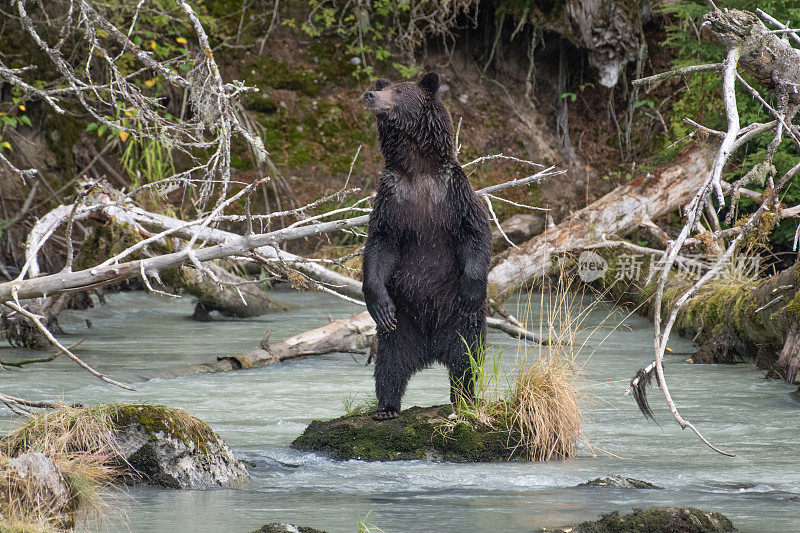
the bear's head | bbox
[364,72,454,172]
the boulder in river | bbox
[291,405,521,462]
[4,452,73,528]
[571,507,737,532]
[250,524,327,533]
[111,404,250,489]
[578,475,663,489]
[3,404,250,491]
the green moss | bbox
[291,405,518,462]
[45,112,84,179]
[74,221,147,271]
[111,404,216,453]
[244,57,321,97]
[252,98,374,173]
[781,290,800,318]
[573,506,736,533]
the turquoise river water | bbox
[1,287,798,532]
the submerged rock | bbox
[111,404,250,489]
[291,405,519,462]
[250,524,327,533]
[578,475,663,489]
[571,507,736,532]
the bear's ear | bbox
[375,78,391,91]
[419,72,440,95]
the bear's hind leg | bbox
[373,316,423,421]
[448,358,475,406]
[436,314,485,407]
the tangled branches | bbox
[629,6,800,456]
[2,0,266,205]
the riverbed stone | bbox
[578,475,663,489]
[6,452,72,526]
[571,507,736,532]
[291,405,519,462]
[111,404,250,489]
[250,524,327,533]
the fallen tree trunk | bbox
[167,263,295,320]
[151,311,375,379]
[487,143,717,301]
[590,246,800,383]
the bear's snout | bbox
[364,89,391,114]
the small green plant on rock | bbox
[445,274,605,461]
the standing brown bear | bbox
[362,72,492,421]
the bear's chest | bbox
[387,175,450,229]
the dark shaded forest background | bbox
[2,0,798,278]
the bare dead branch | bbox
[2,301,135,391]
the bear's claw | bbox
[372,408,400,421]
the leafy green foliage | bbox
[287,1,473,80]
[661,1,800,250]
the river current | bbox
[1,288,798,532]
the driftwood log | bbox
[151,311,376,379]
[487,143,717,301]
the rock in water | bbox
[291,405,519,462]
[578,475,663,489]
[111,404,250,489]
[6,453,72,526]
[251,524,327,533]
[572,507,736,532]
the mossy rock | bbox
[572,507,736,533]
[250,524,327,533]
[291,405,521,462]
[110,404,250,489]
[578,476,663,489]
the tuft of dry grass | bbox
[1,405,122,532]
[449,268,624,461]
[504,354,581,461]
[3,404,120,460]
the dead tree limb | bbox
[2,301,134,390]
[487,143,718,301]
[611,7,800,455]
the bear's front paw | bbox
[368,298,397,331]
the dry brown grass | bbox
[503,273,588,460]
[3,405,119,460]
[1,405,121,532]
[450,268,624,461]
[505,355,581,460]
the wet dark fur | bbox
[631,365,656,421]
[362,73,492,420]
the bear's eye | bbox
[393,88,401,94]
